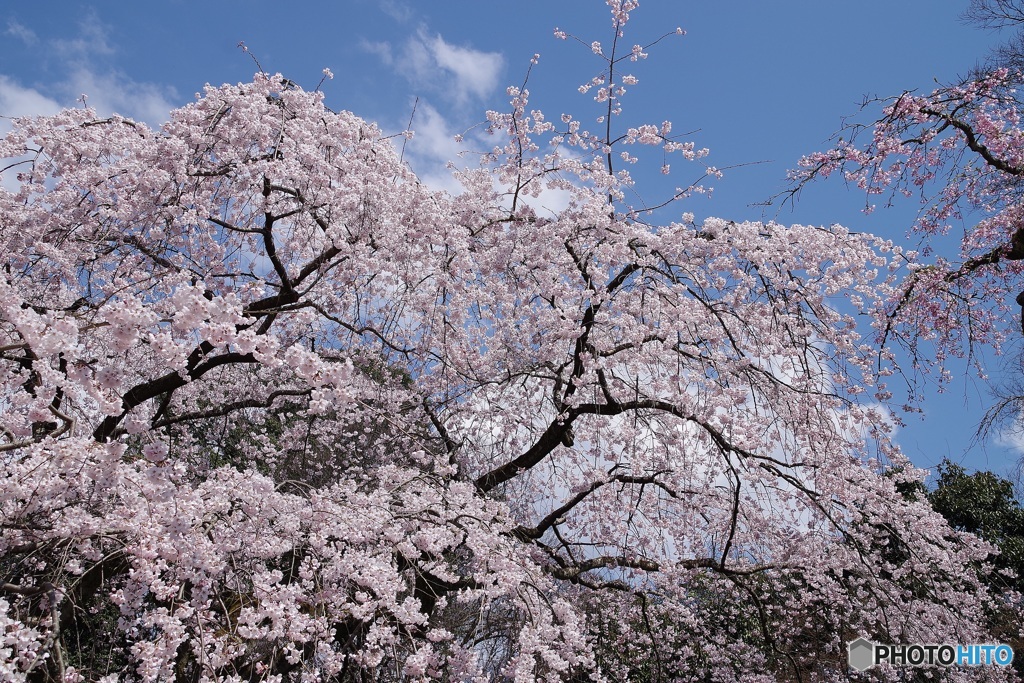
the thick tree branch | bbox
[920,105,1024,176]
[93,349,256,442]
[150,388,311,430]
[512,471,684,541]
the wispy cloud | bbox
[0,75,61,121]
[362,29,504,107]
[425,33,503,102]
[408,101,464,162]
[395,98,572,216]
[0,12,177,126]
[379,0,414,23]
[53,12,115,59]
[398,100,468,194]
[5,20,37,46]
[994,422,1024,456]
[64,67,177,126]
[0,76,62,191]
[359,39,394,67]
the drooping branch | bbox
[512,471,686,541]
[474,417,576,493]
[150,388,311,430]
[475,392,761,494]
[919,105,1024,176]
[93,348,257,442]
[549,554,779,582]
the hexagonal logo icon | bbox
[848,637,875,672]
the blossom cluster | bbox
[0,4,1015,682]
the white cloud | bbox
[53,12,115,59]
[513,178,573,218]
[0,76,61,121]
[394,99,570,215]
[403,35,435,80]
[379,0,414,23]
[426,33,503,102]
[63,67,176,126]
[0,77,62,192]
[6,20,37,46]
[363,29,504,106]
[0,66,176,128]
[408,101,464,162]
[361,30,564,210]
[0,14,177,128]
[399,101,469,194]
[358,28,506,193]
[359,39,394,66]
[54,13,176,125]
[994,421,1024,457]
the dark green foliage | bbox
[926,459,1024,678]
[927,459,1024,594]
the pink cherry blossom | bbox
[0,5,1015,682]
[795,68,1024,386]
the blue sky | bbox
[1,1,1020,480]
